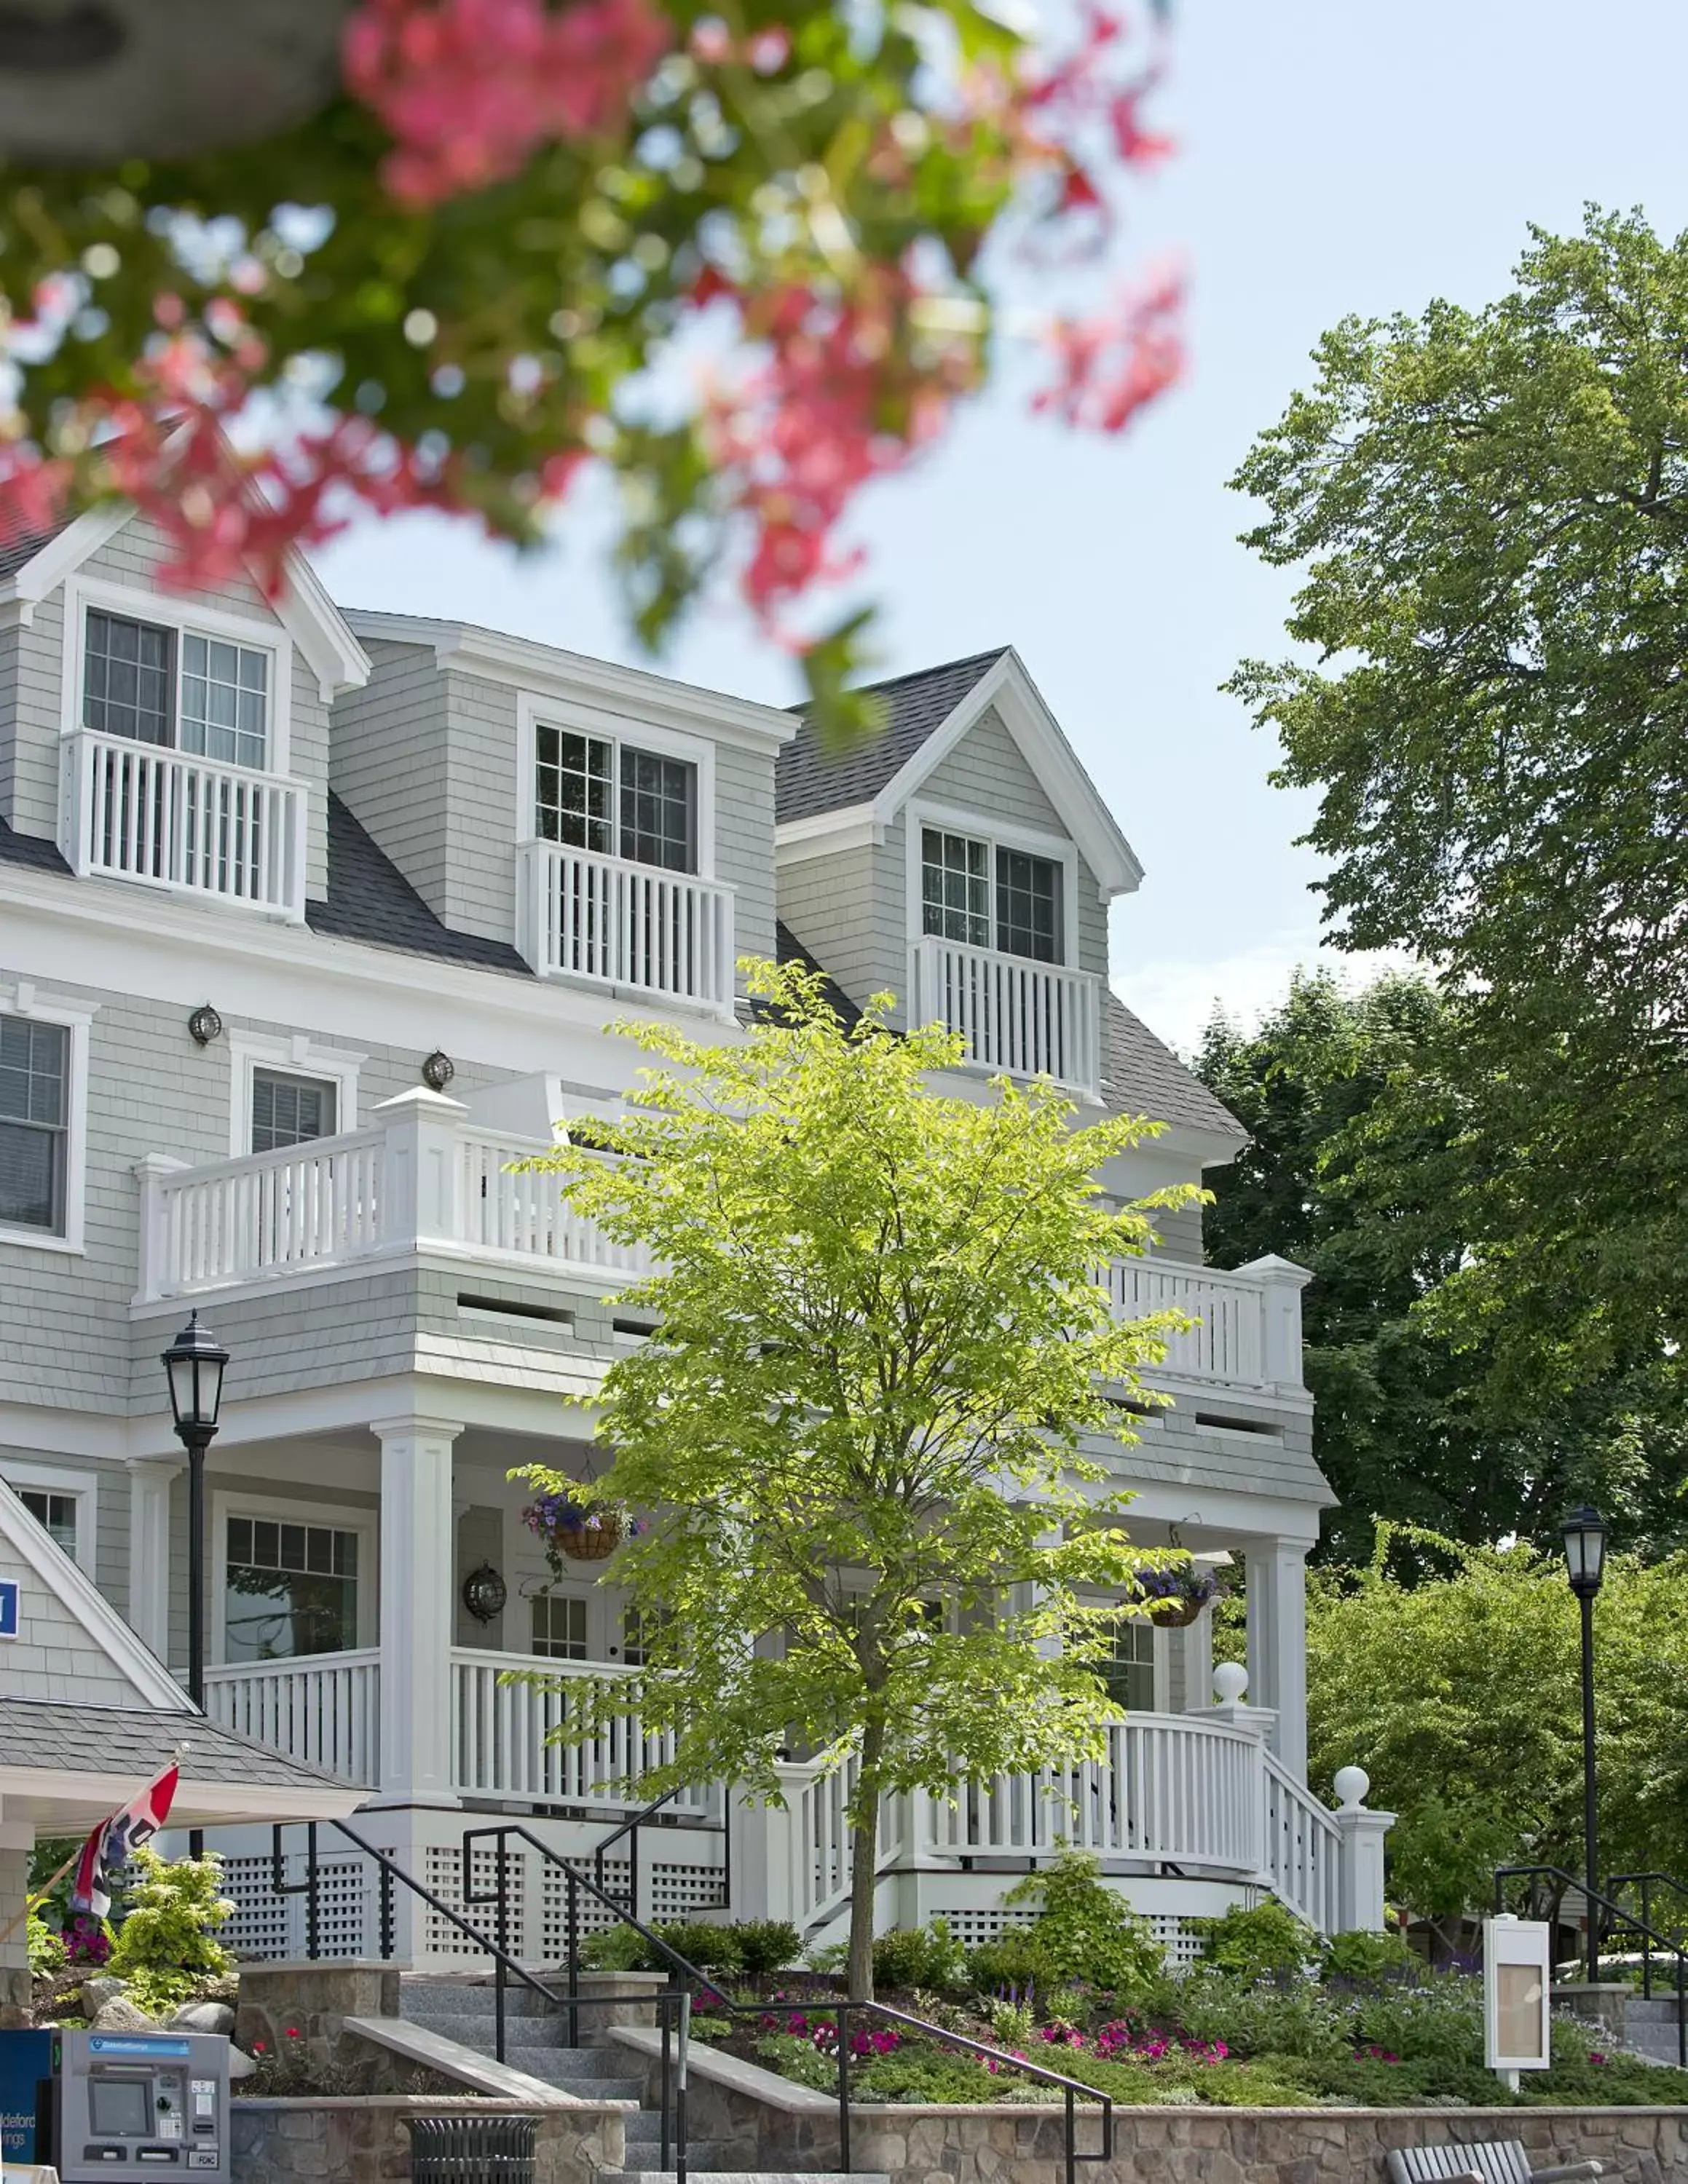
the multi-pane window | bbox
[0,1018,68,1235]
[83,609,270,769]
[1101,1621,1156,1712]
[532,1594,589,1660]
[17,1487,77,1558]
[920,830,990,946]
[224,1516,360,1661]
[534,726,696,874]
[251,1070,336,1154]
[921,827,1063,964]
[995,848,1062,964]
[181,633,269,769]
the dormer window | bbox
[84,609,272,769]
[921,826,1062,965]
[535,724,696,874]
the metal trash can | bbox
[406,2113,538,2184]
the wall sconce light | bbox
[460,1562,508,1624]
[422,1049,455,1091]
[187,1004,224,1047]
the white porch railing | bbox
[449,1648,711,1813]
[910,935,1102,1096]
[455,1130,646,1276]
[61,729,306,919]
[204,1650,381,1787]
[1105,1258,1266,1385]
[516,841,735,1010]
[1263,1749,1342,1934]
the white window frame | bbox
[0,983,94,1255]
[905,800,1079,968]
[211,1490,378,1663]
[61,574,295,778]
[0,1457,98,1571]
[516,692,717,881]
[226,1030,363,1158]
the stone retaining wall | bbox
[231,2097,624,2184]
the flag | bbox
[70,1763,179,1919]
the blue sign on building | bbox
[0,1578,17,1639]
[0,2029,54,2161]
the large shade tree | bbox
[516,959,1197,1998]
[1228,208,1688,1402]
[0,0,1178,737]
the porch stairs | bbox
[1610,1993,1688,2070]
[398,1977,879,2184]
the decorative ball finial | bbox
[1211,1660,1248,1705]
[1333,1765,1371,1811]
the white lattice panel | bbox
[537,1857,627,1959]
[221,1855,291,1961]
[647,1861,725,1920]
[422,1845,525,1959]
[315,1859,374,1958]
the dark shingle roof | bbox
[0,523,60,584]
[308,796,528,972]
[0,1698,350,1792]
[0,818,69,872]
[776,649,1008,824]
[1100,989,1242,1137]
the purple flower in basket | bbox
[522,1489,646,1570]
[1132,1564,1223,1610]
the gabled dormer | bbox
[775,648,1143,1099]
[0,503,369,920]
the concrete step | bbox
[504,2052,648,2099]
[398,2010,630,2057]
[1618,2026,1688,2068]
[401,1981,559,2019]
[601,2173,883,2184]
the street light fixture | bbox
[1559,1503,1609,1987]
[160,1312,229,1713]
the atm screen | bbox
[90,2078,153,2137]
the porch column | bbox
[1246,1540,1310,1781]
[127,1458,181,1666]
[0,1816,31,2013]
[373,1415,463,1804]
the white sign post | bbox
[1484,1915,1553,2090]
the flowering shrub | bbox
[0,0,1180,737]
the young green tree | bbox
[1227,207,1688,1399]
[517,958,1197,1998]
[1305,1530,1688,1934]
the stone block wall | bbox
[231,2098,623,2184]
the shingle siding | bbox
[328,638,454,919]
[5,582,67,842]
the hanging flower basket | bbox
[521,1490,644,1576]
[1132,1563,1223,1629]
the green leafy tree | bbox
[1194,970,1688,1559]
[1304,1530,1688,1929]
[516,957,1199,1998]
[1228,207,1688,1400]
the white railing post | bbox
[728,1782,803,1926]
[1245,1539,1311,1779]
[374,1415,462,1803]
[1331,1767,1395,1934]
[374,1087,468,1251]
[133,1152,189,1303]
[59,729,95,876]
[1235,1254,1312,1389]
[1188,1661,1277,1882]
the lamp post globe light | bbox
[1560,1503,1609,1987]
[160,1311,228,1713]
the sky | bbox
[313,0,1688,1055]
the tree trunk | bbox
[845,1723,886,2001]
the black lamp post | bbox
[1560,1503,1609,1987]
[160,1313,229,1712]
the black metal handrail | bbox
[480,1820,1111,2184]
[590,1784,730,1923]
[1604,1871,1688,2004]
[1494,1862,1688,2069]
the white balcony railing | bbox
[1105,1258,1265,1385]
[204,1650,381,1787]
[910,935,1102,1095]
[449,1649,711,1812]
[60,729,306,919]
[516,841,735,1010]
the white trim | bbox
[774,811,886,867]
[0,1455,99,1571]
[63,571,296,776]
[0,982,95,1254]
[0,505,133,619]
[211,1489,379,1664]
[225,1028,365,1157]
[0,1761,362,1826]
[905,798,1081,968]
[515,689,719,880]
[352,612,796,753]
[0,1474,188,1708]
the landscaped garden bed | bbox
[584,1855,1688,2110]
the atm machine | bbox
[55,2031,231,2184]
